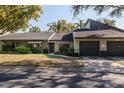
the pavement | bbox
[0,57,124,88]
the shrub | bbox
[2,43,14,53]
[43,48,48,54]
[31,48,41,53]
[65,47,79,57]
[68,47,74,53]
[15,45,30,54]
[59,47,68,54]
[65,47,74,56]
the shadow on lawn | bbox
[0,61,124,88]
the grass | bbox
[0,54,61,62]
[0,54,84,67]
[0,61,84,67]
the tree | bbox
[71,5,124,17]
[0,5,42,35]
[29,26,41,32]
[47,19,76,32]
[74,19,85,29]
[97,18,116,26]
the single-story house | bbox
[1,19,124,56]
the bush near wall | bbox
[0,42,2,53]
[65,47,79,57]
[65,47,74,56]
[43,48,48,54]
[59,47,68,54]
[15,45,31,54]
[31,48,41,54]
[2,43,14,53]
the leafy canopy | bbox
[71,5,124,17]
[29,26,41,32]
[74,19,85,29]
[47,19,76,32]
[0,5,42,35]
[97,18,116,26]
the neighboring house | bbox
[1,19,124,56]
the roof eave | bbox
[74,37,124,39]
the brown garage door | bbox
[80,41,99,56]
[107,41,124,56]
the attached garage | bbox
[107,41,124,56]
[79,41,99,56]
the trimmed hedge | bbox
[43,48,48,54]
[65,47,79,57]
[31,48,41,53]
[15,45,30,54]
[59,47,68,54]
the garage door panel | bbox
[107,41,124,56]
[80,41,99,56]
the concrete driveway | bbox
[0,57,124,88]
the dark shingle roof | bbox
[49,32,73,41]
[85,19,124,31]
[73,29,124,38]
[0,32,53,40]
[0,32,73,41]
[73,28,91,32]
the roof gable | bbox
[49,32,73,41]
[84,19,124,32]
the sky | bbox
[29,5,124,31]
